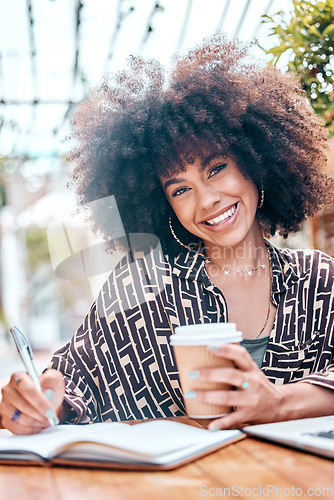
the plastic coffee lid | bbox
[170,330,243,345]
[174,323,237,335]
[170,333,242,345]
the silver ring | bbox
[14,376,22,387]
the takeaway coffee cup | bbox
[170,323,243,419]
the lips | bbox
[202,203,238,226]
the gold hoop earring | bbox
[258,181,264,209]
[168,215,198,252]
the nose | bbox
[197,183,221,211]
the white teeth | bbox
[206,204,236,225]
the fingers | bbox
[185,364,261,410]
[1,372,50,434]
[189,366,249,388]
[184,351,275,430]
[40,369,65,416]
[0,369,65,435]
[208,409,251,431]
[3,376,50,423]
[186,387,259,409]
[208,344,258,371]
[184,384,259,431]
[0,398,49,435]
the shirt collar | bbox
[266,241,299,299]
[171,246,208,283]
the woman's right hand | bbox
[0,369,65,435]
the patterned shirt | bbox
[49,241,334,424]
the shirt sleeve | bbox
[298,364,334,391]
[294,251,334,391]
[47,300,102,424]
[45,247,180,424]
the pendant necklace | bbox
[205,248,273,339]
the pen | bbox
[9,324,57,427]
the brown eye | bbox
[208,163,227,178]
[172,187,189,197]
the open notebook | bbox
[0,420,244,470]
[243,415,334,459]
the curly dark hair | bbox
[69,33,331,258]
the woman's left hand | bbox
[187,343,283,430]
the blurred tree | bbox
[25,226,50,276]
[261,0,334,136]
[0,157,8,208]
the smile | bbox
[203,203,238,226]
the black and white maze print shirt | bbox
[49,241,334,424]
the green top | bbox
[240,335,270,369]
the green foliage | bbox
[0,157,11,208]
[261,0,334,136]
[0,184,5,207]
[25,226,50,275]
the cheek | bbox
[172,203,192,224]
[169,198,196,232]
[248,183,260,212]
[235,177,259,211]
[168,193,188,214]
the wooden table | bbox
[0,419,333,500]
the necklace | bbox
[255,250,272,338]
[204,258,266,277]
[205,247,273,339]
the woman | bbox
[1,34,334,434]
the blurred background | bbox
[0,0,333,380]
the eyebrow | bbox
[163,152,227,192]
[164,177,186,192]
[200,152,227,170]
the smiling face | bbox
[161,153,262,257]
